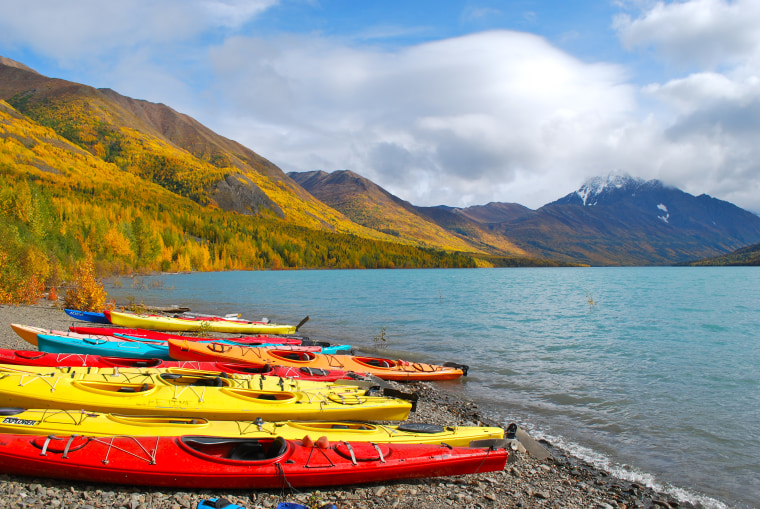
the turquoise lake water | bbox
[105,267,760,508]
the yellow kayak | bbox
[0,366,412,422]
[106,310,302,335]
[0,408,504,446]
[0,364,367,394]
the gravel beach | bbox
[0,302,698,509]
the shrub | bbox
[64,255,107,311]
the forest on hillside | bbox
[0,100,480,304]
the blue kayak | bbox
[64,309,110,324]
[37,334,173,360]
[36,333,352,360]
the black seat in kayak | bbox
[300,367,330,376]
[229,437,287,461]
[191,376,224,387]
[365,359,392,368]
[117,383,150,393]
[397,422,445,434]
[267,437,288,459]
[230,441,266,461]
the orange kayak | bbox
[167,339,468,381]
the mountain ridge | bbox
[3,54,760,270]
[289,169,529,257]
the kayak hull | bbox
[0,348,366,381]
[0,434,509,489]
[0,408,504,446]
[38,334,174,360]
[64,309,110,324]
[69,327,305,345]
[0,367,412,421]
[107,310,298,335]
[168,339,466,381]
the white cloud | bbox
[3,0,760,212]
[0,0,277,64]
[613,0,760,211]
[614,0,760,69]
[206,30,639,208]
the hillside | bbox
[0,58,487,302]
[0,59,393,240]
[289,170,527,257]
[684,242,760,266]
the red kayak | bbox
[0,348,367,381]
[69,326,306,346]
[0,433,509,489]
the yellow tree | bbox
[63,254,107,311]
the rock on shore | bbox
[0,303,696,509]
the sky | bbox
[1,0,760,213]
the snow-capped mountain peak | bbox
[576,174,647,206]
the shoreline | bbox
[0,302,699,509]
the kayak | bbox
[12,324,327,349]
[10,324,351,357]
[0,366,413,421]
[36,332,351,359]
[0,348,367,381]
[106,310,303,335]
[0,364,369,393]
[38,333,174,360]
[0,408,505,446]
[0,433,509,489]
[15,323,346,353]
[11,324,143,348]
[168,339,469,381]
[68,326,306,346]
[64,309,110,324]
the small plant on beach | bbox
[125,299,149,314]
[586,291,597,307]
[372,327,388,350]
[64,255,107,312]
[306,491,326,509]
[197,320,212,338]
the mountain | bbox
[456,202,534,224]
[289,170,528,257]
[3,54,759,275]
[467,175,760,265]
[0,57,392,240]
[1,56,495,302]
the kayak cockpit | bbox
[217,362,274,375]
[179,436,290,463]
[99,357,163,368]
[268,351,316,363]
[159,373,230,387]
[353,357,397,369]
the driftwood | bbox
[121,304,191,314]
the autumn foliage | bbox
[63,255,107,312]
[0,96,479,304]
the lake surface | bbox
[106,267,760,508]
